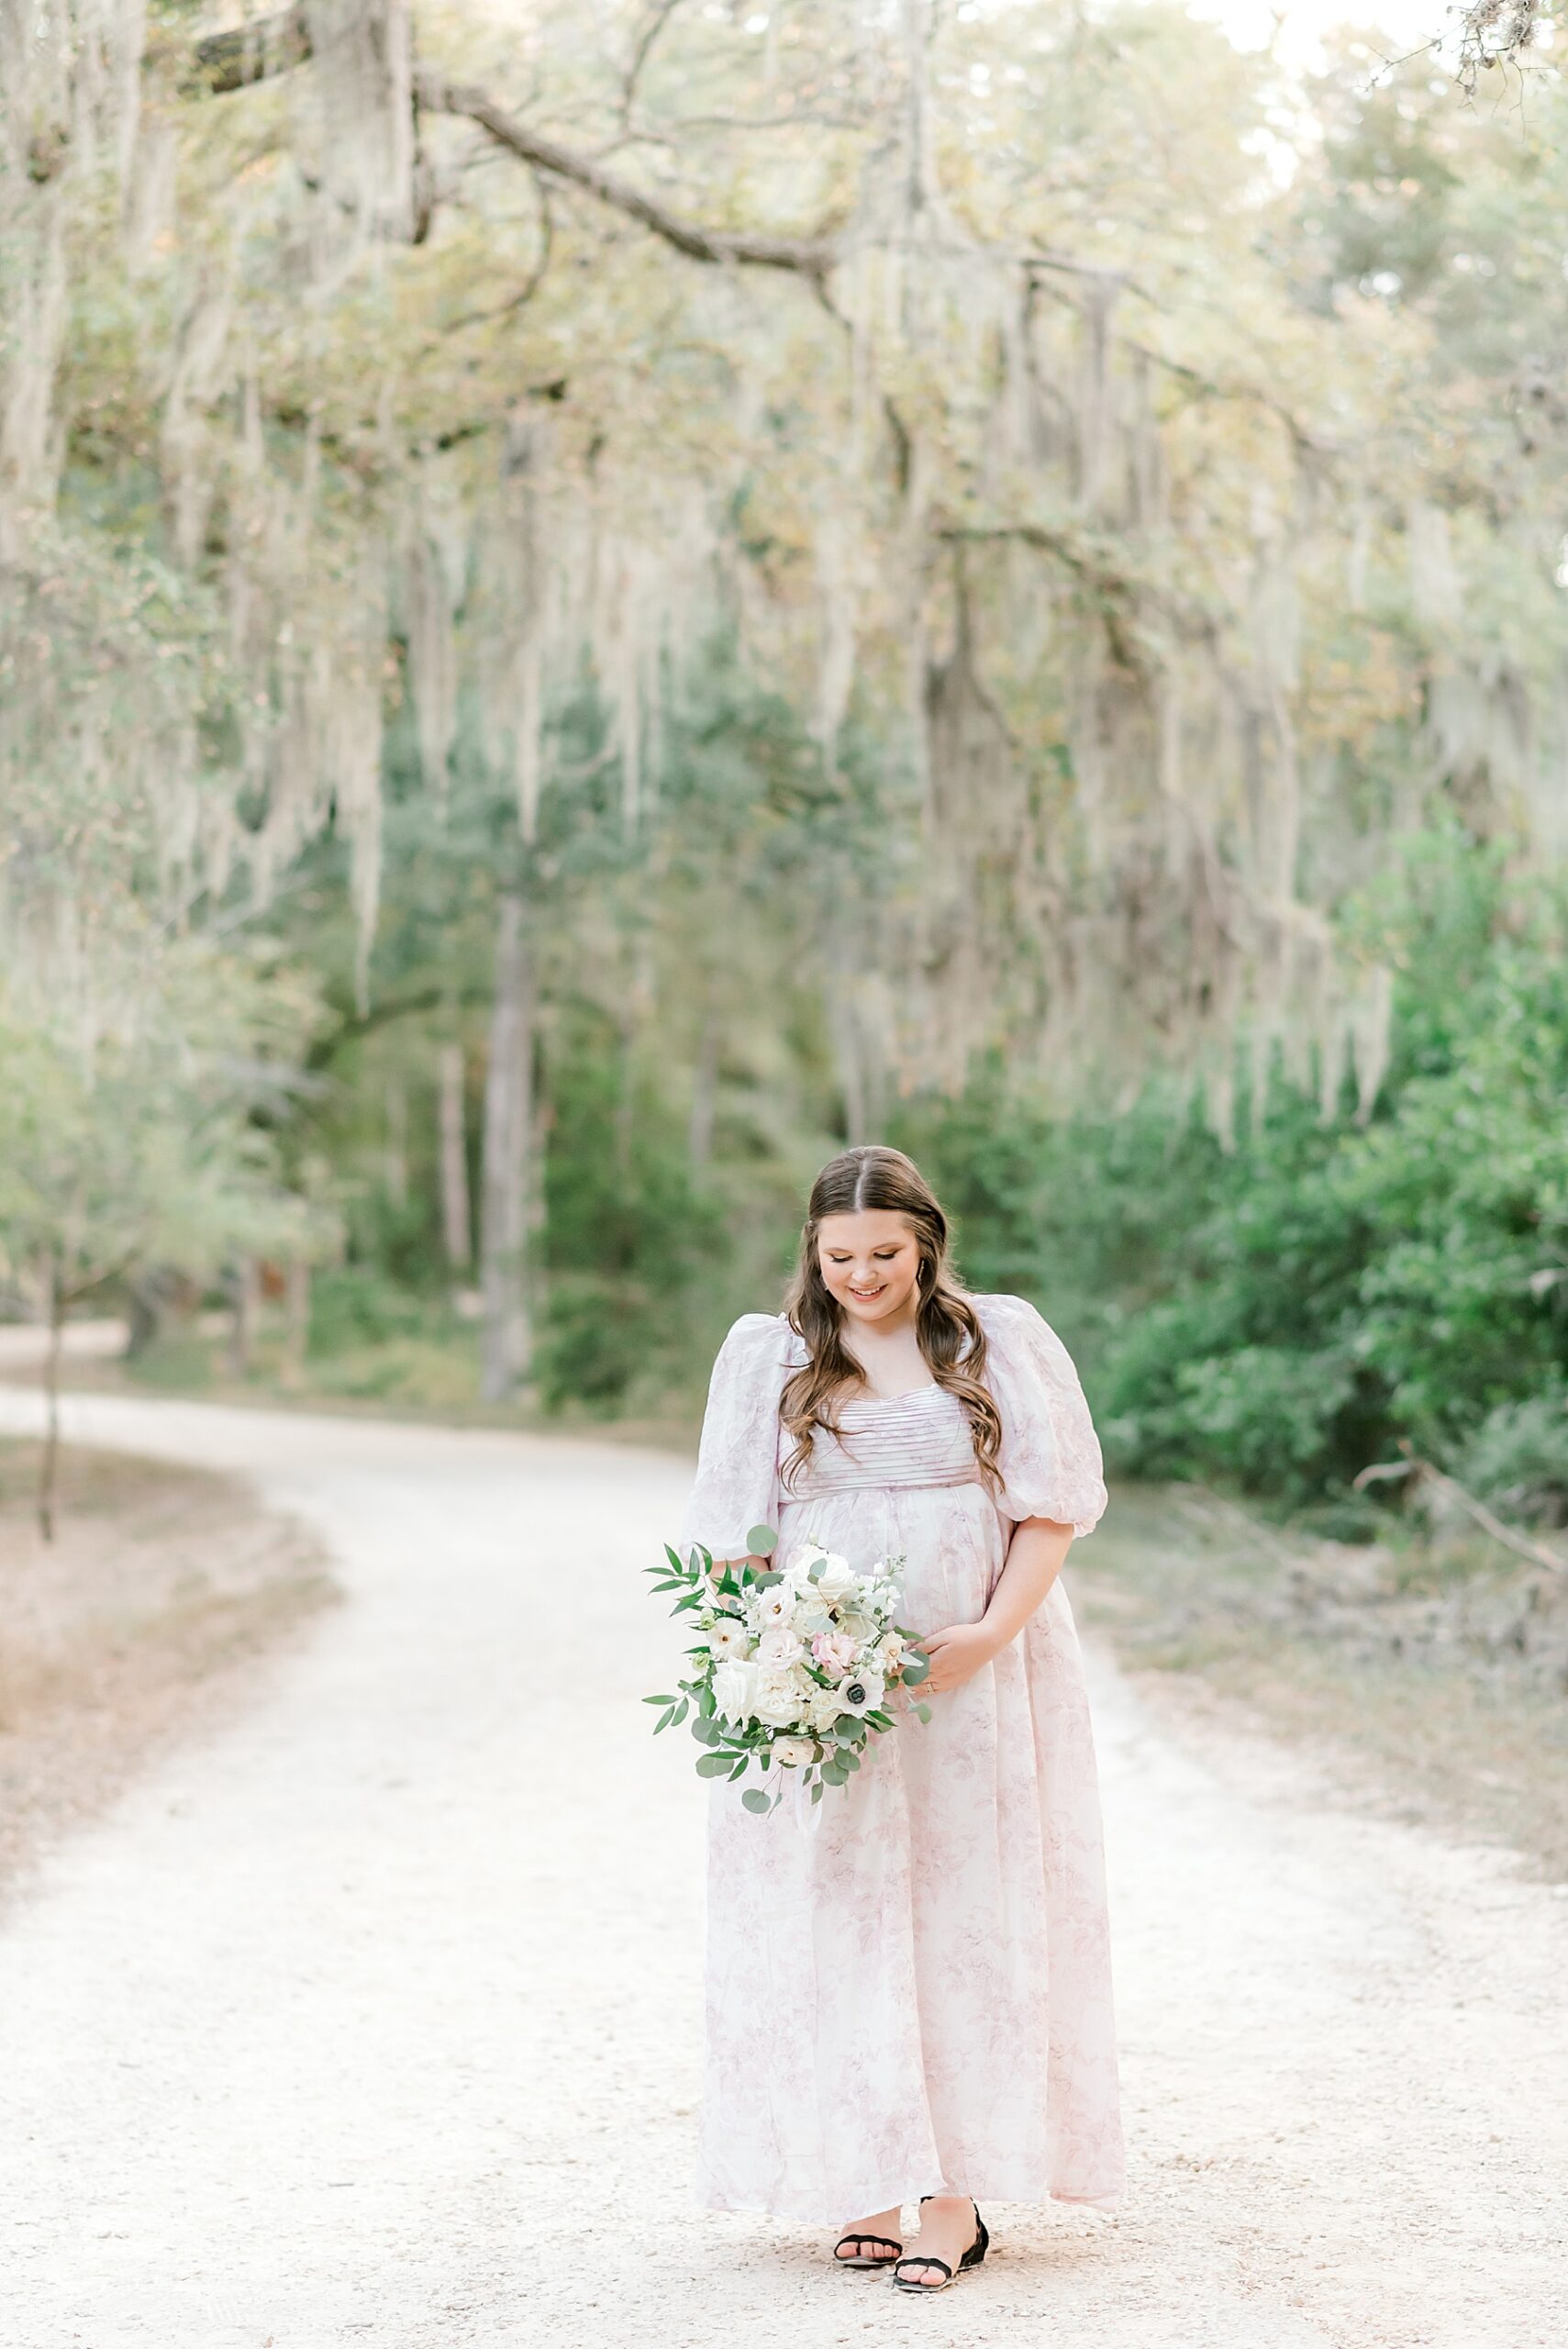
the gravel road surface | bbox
[0,1387,1563,2349]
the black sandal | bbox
[893,2200,988,2293]
[833,2229,903,2270]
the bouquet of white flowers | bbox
[644,1522,931,1814]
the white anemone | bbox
[706,1618,752,1661]
[835,1671,886,1719]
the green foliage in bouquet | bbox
[644,1523,930,1815]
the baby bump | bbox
[777,1483,1006,1631]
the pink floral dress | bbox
[678,1291,1124,2222]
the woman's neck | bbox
[838,1310,927,1394]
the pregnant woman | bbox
[679,1144,1124,2292]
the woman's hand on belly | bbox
[917,1517,1075,1691]
[916,1619,1002,1693]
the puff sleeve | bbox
[677,1313,793,1561]
[974,1293,1108,1538]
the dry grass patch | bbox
[1077,1484,1568,1882]
[0,1437,337,1891]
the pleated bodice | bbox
[783,1382,982,1497]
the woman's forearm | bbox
[981,1516,1074,1649]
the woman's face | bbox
[816,1209,923,1330]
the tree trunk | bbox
[227,1256,260,1379]
[384,1075,408,1209]
[125,1271,163,1359]
[37,1250,62,1544]
[687,1011,720,1170]
[284,1260,311,1384]
[616,1016,635,1178]
[438,1039,473,1269]
[479,888,537,1402]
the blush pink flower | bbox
[811,1630,859,1679]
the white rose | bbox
[752,1671,807,1729]
[706,1618,752,1662]
[772,1735,815,1767]
[754,1626,804,1671]
[836,1671,885,1719]
[836,1611,876,1649]
[811,1553,859,1605]
[784,1542,827,1582]
[711,1660,760,1725]
[807,1683,845,1733]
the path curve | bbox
[0,1387,1563,2349]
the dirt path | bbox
[0,1387,1562,2349]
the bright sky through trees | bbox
[1203,0,1521,68]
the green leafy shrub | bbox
[901,843,1568,1510]
[307,1267,431,1353]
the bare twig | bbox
[620,0,685,131]
[443,183,555,334]
[1119,335,1335,464]
[1456,0,1542,96]
[1353,1442,1568,1577]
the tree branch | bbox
[183,4,311,95]
[415,69,836,281]
[1353,1443,1568,1577]
[937,519,1210,670]
[183,10,839,279]
[304,984,494,1074]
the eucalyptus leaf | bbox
[741,1788,772,1814]
[746,1524,778,1554]
[695,1753,733,1777]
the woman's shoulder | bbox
[969,1291,1073,1361]
[969,1290,1050,1333]
[717,1311,806,1366]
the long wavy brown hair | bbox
[780,1145,1002,1490]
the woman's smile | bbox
[816,1208,924,1328]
